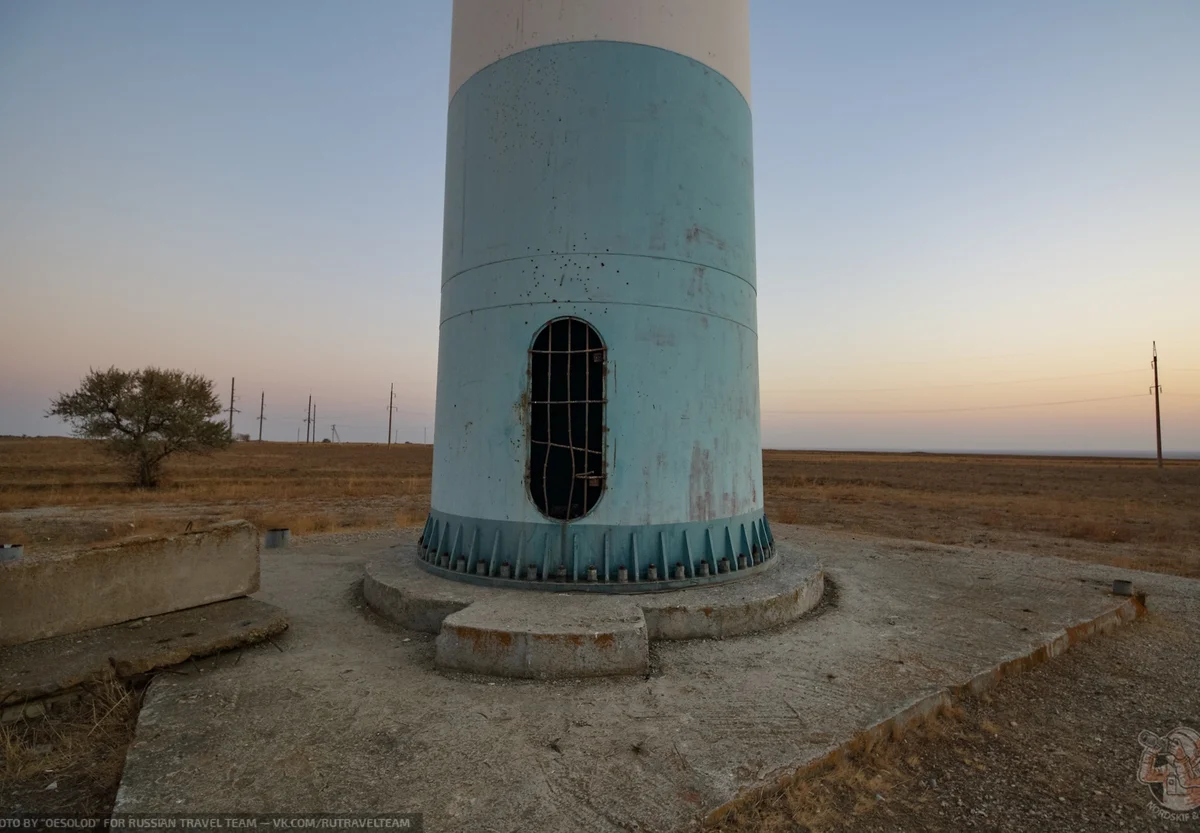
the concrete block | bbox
[435,596,649,679]
[640,559,825,640]
[0,521,260,647]
[363,552,475,633]
[0,596,288,704]
[263,529,291,549]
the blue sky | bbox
[2,1,1198,451]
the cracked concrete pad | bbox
[436,596,648,678]
[113,528,1192,832]
[0,597,288,705]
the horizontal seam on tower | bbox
[443,251,757,295]
[440,300,757,335]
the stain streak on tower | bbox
[423,0,771,589]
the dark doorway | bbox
[529,317,606,520]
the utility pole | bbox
[257,392,265,442]
[424,426,427,445]
[331,425,340,443]
[227,378,239,434]
[312,402,316,444]
[387,383,396,448]
[1152,342,1163,469]
[305,396,312,444]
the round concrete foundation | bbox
[363,542,824,679]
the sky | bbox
[1,1,1198,453]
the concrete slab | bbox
[0,597,288,709]
[437,596,649,678]
[639,553,824,640]
[0,520,260,647]
[112,527,1196,832]
[362,550,476,633]
[364,542,825,648]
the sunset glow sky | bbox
[2,1,1198,452]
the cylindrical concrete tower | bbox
[422,0,770,590]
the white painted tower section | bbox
[449,0,752,102]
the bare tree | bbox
[47,367,232,488]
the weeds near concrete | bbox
[704,705,970,833]
[0,679,145,813]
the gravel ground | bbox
[709,576,1200,832]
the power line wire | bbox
[765,369,1147,395]
[763,393,1150,416]
[770,342,1158,373]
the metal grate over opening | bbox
[529,317,606,520]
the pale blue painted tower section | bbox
[422,0,771,589]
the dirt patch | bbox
[1,680,145,814]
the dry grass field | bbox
[1,436,1198,576]
[0,437,432,551]
[763,450,1200,577]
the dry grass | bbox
[2,438,1197,576]
[705,706,968,833]
[1,681,145,814]
[0,436,431,509]
[0,437,432,551]
[763,450,1200,578]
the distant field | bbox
[0,437,431,547]
[1,437,1197,577]
[763,450,1200,577]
